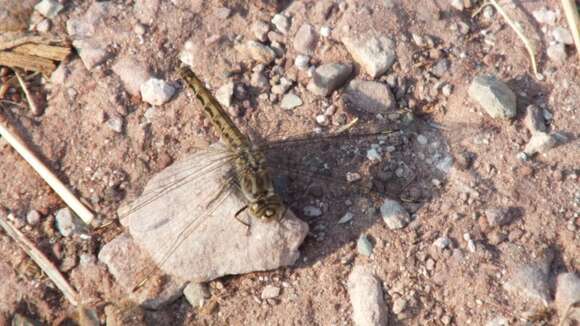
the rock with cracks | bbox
[124,145,309,283]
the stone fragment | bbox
[524,105,547,133]
[280,92,303,110]
[347,265,387,326]
[552,27,574,45]
[485,207,512,227]
[293,24,318,54]
[98,233,184,309]
[303,205,322,217]
[66,2,109,39]
[532,8,557,25]
[215,82,235,107]
[72,40,108,70]
[380,199,411,229]
[34,0,63,18]
[252,20,270,42]
[261,285,281,299]
[433,236,451,249]
[524,132,558,155]
[271,14,290,34]
[183,283,210,308]
[36,19,51,32]
[342,34,396,78]
[307,63,352,96]
[468,75,516,119]
[26,210,41,225]
[547,42,567,63]
[106,115,123,133]
[555,273,580,323]
[140,78,175,106]
[342,80,395,114]
[124,145,309,283]
[356,235,373,256]
[55,208,77,237]
[294,54,310,70]
[239,41,276,64]
[504,263,551,305]
[112,57,151,97]
[485,317,509,326]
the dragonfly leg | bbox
[234,205,251,234]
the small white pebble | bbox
[320,26,331,37]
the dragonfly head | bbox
[249,195,285,221]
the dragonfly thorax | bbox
[235,148,284,221]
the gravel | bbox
[112,56,151,97]
[261,285,281,299]
[293,24,318,54]
[26,210,41,225]
[280,92,303,110]
[307,63,353,96]
[524,132,558,156]
[215,82,235,107]
[271,13,290,34]
[294,54,310,70]
[552,27,574,45]
[34,0,63,18]
[485,207,512,227]
[239,40,276,64]
[347,265,388,326]
[252,20,270,42]
[140,78,175,106]
[524,104,547,133]
[504,263,551,305]
[547,42,567,63]
[555,272,580,322]
[342,80,395,114]
[380,199,411,230]
[55,208,77,237]
[342,34,396,78]
[468,75,517,119]
[72,40,108,70]
[183,283,210,308]
[356,235,373,256]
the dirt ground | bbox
[0,0,578,325]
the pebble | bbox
[293,24,319,54]
[357,235,373,256]
[261,285,281,300]
[34,0,63,18]
[449,0,464,10]
[215,82,235,107]
[555,273,580,322]
[320,26,331,38]
[392,297,408,314]
[280,92,303,110]
[524,132,558,155]
[431,58,450,77]
[366,148,381,161]
[532,8,557,25]
[347,265,387,326]
[72,40,108,70]
[134,23,146,36]
[112,57,151,97]
[524,104,547,133]
[252,20,270,42]
[307,63,353,96]
[271,14,290,34]
[416,134,428,145]
[552,27,574,45]
[338,212,353,224]
[380,199,411,230]
[26,210,41,225]
[342,34,396,78]
[36,19,51,33]
[55,208,77,237]
[547,42,567,63]
[485,207,512,226]
[240,41,276,64]
[294,54,310,70]
[251,71,269,90]
[315,114,329,126]
[342,80,395,114]
[468,75,517,119]
[433,236,451,249]
[106,115,123,133]
[485,316,509,326]
[504,263,551,305]
[140,78,175,106]
[303,205,322,217]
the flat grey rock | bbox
[293,23,318,54]
[348,265,388,326]
[98,233,185,309]
[307,63,352,96]
[504,263,551,305]
[524,131,558,155]
[342,34,396,78]
[380,199,410,230]
[238,40,276,64]
[468,75,516,119]
[124,145,309,283]
[342,80,395,114]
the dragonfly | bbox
[118,66,439,285]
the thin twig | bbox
[0,110,94,225]
[0,214,80,306]
[560,0,580,61]
[13,68,41,116]
[474,0,543,79]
